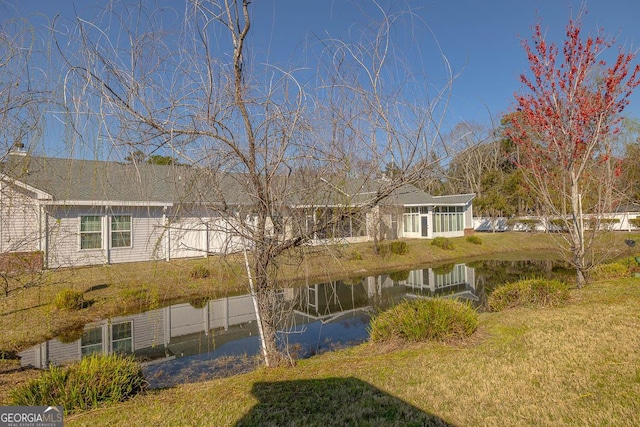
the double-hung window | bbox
[111,322,133,354]
[80,216,102,249]
[80,327,103,356]
[111,215,132,248]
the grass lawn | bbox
[56,276,640,426]
[2,232,640,425]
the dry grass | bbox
[61,277,640,426]
[0,360,40,405]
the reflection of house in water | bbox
[19,264,479,370]
[19,295,259,369]
[395,264,478,301]
[286,277,399,323]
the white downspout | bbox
[104,206,110,265]
[163,206,170,261]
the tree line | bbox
[424,116,640,219]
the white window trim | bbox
[110,320,134,354]
[110,214,133,249]
[79,215,103,251]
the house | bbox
[0,152,474,269]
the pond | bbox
[19,259,573,388]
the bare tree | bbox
[444,123,498,196]
[60,0,457,365]
[0,15,53,296]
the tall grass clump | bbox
[369,299,478,343]
[589,261,629,281]
[11,354,147,413]
[466,235,482,245]
[54,289,84,311]
[431,237,454,250]
[190,264,211,279]
[488,278,570,312]
[376,241,408,256]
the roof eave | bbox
[42,200,174,207]
[0,174,53,201]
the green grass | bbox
[57,277,640,426]
[431,237,454,250]
[488,278,570,312]
[589,260,630,281]
[466,235,482,245]
[3,232,640,425]
[369,298,478,342]
[54,289,84,311]
[11,354,146,413]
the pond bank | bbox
[0,232,635,355]
[62,275,640,426]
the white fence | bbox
[474,213,640,233]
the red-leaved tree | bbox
[507,15,640,287]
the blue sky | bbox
[6,0,640,155]
[247,0,640,126]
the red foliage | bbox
[507,16,640,177]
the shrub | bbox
[388,270,410,282]
[431,237,454,250]
[466,235,482,245]
[57,326,86,344]
[11,353,147,413]
[388,241,408,255]
[589,261,629,281]
[488,278,570,312]
[343,276,364,285]
[54,289,84,311]
[432,263,454,275]
[189,297,209,309]
[376,241,408,256]
[190,264,210,279]
[369,298,478,343]
[349,250,363,261]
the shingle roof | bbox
[2,154,474,208]
[383,183,474,206]
[1,154,245,205]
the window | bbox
[80,327,103,356]
[403,207,420,233]
[80,216,102,249]
[111,322,133,354]
[433,206,464,233]
[434,264,466,288]
[111,215,132,248]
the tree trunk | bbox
[571,177,587,288]
[255,284,282,366]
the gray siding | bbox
[19,307,167,368]
[0,184,40,253]
[167,295,257,338]
[45,206,166,268]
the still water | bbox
[19,259,572,388]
